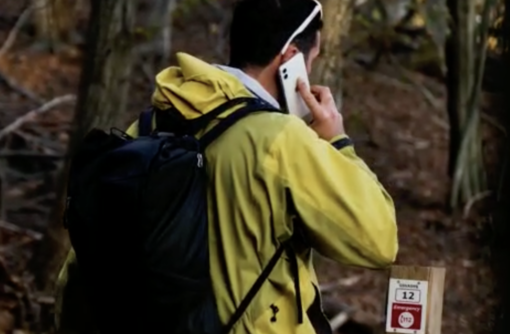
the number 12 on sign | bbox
[396,288,421,303]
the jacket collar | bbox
[214,64,280,109]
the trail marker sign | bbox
[386,279,428,333]
[385,266,446,334]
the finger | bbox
[297,78,321,111]
[311,86,332,102]
[310,85,327,95]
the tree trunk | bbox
[445,0,476,174]
[446,0,492,208]
[148,0,178,69]
[311,0,354,109]
[29,0,137,293]
[135,0,178,77]
[31,0,75,50]
[445,0,462,178]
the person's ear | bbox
[280,44,299,64]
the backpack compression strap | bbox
[222,242,290,334]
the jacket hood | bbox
[151,53,254,120]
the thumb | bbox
[296,78,319,111]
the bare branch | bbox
[0,5,35,58]
[0,95,76,141]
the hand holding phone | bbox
[296,79,345,141]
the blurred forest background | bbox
[0,0,509,333]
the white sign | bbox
[385,278,428,334]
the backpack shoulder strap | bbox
[199,98,280,149]
[138,107,154,136]
[145,97,278,140]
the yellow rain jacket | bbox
[55,53,398,334]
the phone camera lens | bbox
[283,68,287,74]
[284,74,288,79]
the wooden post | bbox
[384,266,446,334]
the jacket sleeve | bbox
[263,117,398,268]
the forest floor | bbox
[0,1,497,334]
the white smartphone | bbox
[278,52,313,124]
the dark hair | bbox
[229,0,323,68]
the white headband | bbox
[280,0,323,55]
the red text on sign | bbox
[390,303,422,330]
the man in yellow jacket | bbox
[55,0,398,333]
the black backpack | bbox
[63,97,303,334]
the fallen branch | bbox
[463,190,492,219]
[388,55,443,111]
[0,95,76,141]
[137,60,155,84]
[0,5,35,58]
[347,60,449,130]
[320,276,362,293]
[34,294,55,305]
[322,295,354,331]
[330,311,350,331]
[8,193,55,215]
[0,220,42,240]
[0,150,64,158]
[348,59,417,92]
[0,257,17,287]
[15,130,67,152]
[481,112,507,135]
[0,70,44,103]
[0,237,35,253]
[3,179,45,199]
